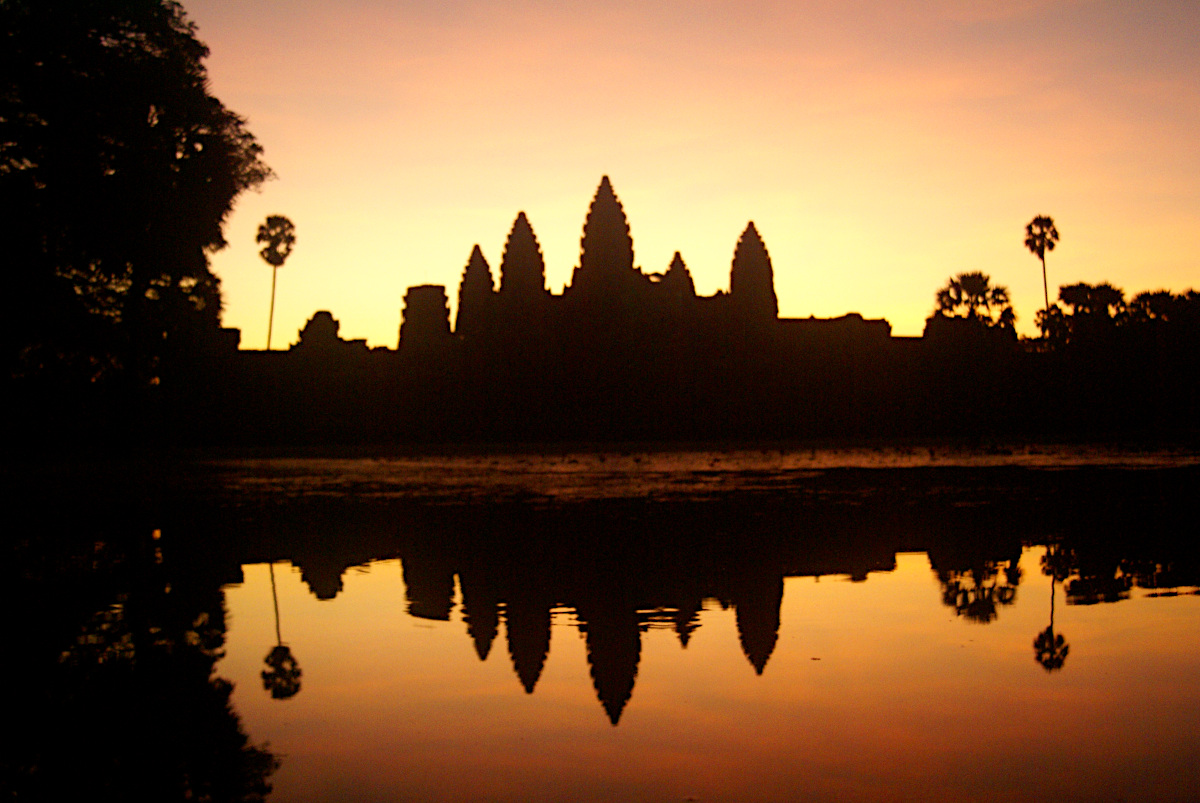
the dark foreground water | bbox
[7,446,1200,801]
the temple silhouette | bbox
[405,176,895,439]
[204,174,1198,445]
[428,175,824,353]
[11,173,1198,450]
[227,176,906,443]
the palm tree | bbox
[256,215,296,349]
[935,271,1014,327]
[1058,282,1125,319]
[1024,215,1059,329]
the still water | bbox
[9,447,1200,801]
[222,551,1199,802]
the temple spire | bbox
[455,244,494,338]
[662,251,696,299]
[499,212,546,299]
[570,175,637,297]
[730,221,778,322]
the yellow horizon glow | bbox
[187,0,1199,348]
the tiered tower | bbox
[661,251,697,301]
[730,222,778,323]
[398,285,451,351]
[498,211,547,300]
[569,176,641,304]
[455,245,494,341]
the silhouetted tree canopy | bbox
[1,0,271,389]
[1059,282,1124,319]
[256,215,296,268]
[1035,282,1123,348]
[1035,283,1200,351]
[932,271,1015,331]
[1126,290,1177,324]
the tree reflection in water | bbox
[931,538,1023,624]
[1035,543,1072,672]
[8,457,1198,799]
[255,464,1196,721]
[7,526,278,800]
[262,644,303,699]
[261,562,302,699]
[937,562,1020,623]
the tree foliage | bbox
[1036,282,1129,347]
[1034,625,1069,671]
[1023,216,1059,262]
[1,0,271,388]
[1035,283,1200,369]
[1059,282,1124,319]
[256,215,296,268]
[261,644,302,700]
[933,271,1015,331]
[1126,289,1200,325]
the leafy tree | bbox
[1,0,271,388]
[1125,290,1178,324]
[1025,216,1060,330]
[1059,282,1124,319]
[934,271,1015,330]
[938,566,1018,624]
[11,532,279,799]
[1125,290,1200,337]
[1036,282,1126,347]
[256,215,296,349]
[1034,304,1070,348]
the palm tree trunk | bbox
[1041,255,1049,316]
[1049,575,1056,630]
[268,561,282,648]
[267,265,278,350]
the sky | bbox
[185,0,1200,348]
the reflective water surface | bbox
[8,448,1200,801]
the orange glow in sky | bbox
[185,1,1199,347]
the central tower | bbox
[568,176,639,301]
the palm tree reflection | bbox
[1034,545,1071,672]
[262,562,302,699]
[1034,625,1069,671]
[938,561,1018,624]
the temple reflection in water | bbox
[397,538,796,724]
[220,461,1196,725]
[9,454,1199,800]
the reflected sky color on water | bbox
[219,547,1200,802]
[9,449,1198,801]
